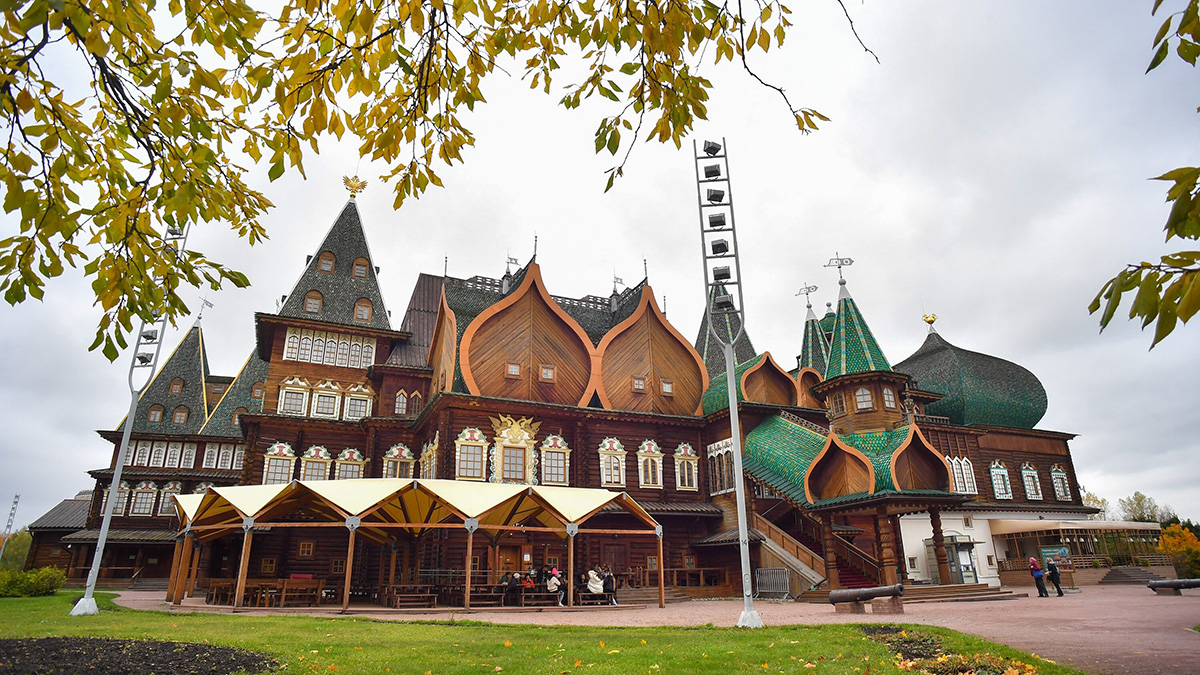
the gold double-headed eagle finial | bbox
[923,313,938,325]
[343,175,368,197]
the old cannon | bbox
[828,583,905,614]
[1147,578,1200,596]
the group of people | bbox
[584,564,618,604]
[496,567,567,606]
[1028,556,1064,597]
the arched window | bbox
[252,382,264,399]
[828,392,846,415]
[233,407,248,426]
[947,456,967,493]
[354,298,373,322]
[172,406,189,424]
[336,340,350,367]
[317,251,336,273]
[990,461,1012,500]
[960,457,977,493]
[169,378,184,395]
[410,392,422,412]
[1021,463,1043,500]
[637,440,663,488]
[854,387,873,410]
[285,335,299,360]
[304,290,323,313]
[349,343,362,369]
[147,404,164,423]
[882,387,897,409]
[362,343,374,365]
[395,392,408,415]
[312,337,324,364]
[323,339,338,365]
[1050,464,1071,501]
[352,257,370,279]
[598,437,626,487]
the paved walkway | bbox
[116,586,1200,674]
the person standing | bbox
[601,564,617,605]
[1045,558,1064,597]
[1029,557,1049,597]
[547,570,564,606]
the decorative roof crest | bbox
[303,445,331,460]
[675,443,696,457]
[386,443,413,459]
[540,434,569,450]
[637,439,661,455]
[338,448,364,462]
[266,441,294,457]
[598,437,625,453]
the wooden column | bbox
[388,544,398,585]
[821,514,839,590]
[166,537,185,602]
[656,534,665,608]
[464,526,475,610]
[876,508,898,586]
[566,530,575,607]
[172,533,194,606]
[401,541,411,585]
[186,543,202,597]
[233,528,254,609]
[342,527,357,612]
[930,507,952,586]
[892,516,908,581]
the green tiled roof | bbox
[818,305,836,335]
[700,353,765,414]
[279,199,392,331]
[893,328,1047,429]
[126,324,211,435]
[809,489,952,509]
[742,414,828,506]
[695,284,757,382]
[836,427,912,493]
[798,305,829,374]
[825,281,891,379]
[200,351,269,437]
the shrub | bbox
[0,567,66,597]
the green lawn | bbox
[0,593,1084,674]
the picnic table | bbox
[382,584,438,609]
[576,591,615,606]
[519,588,560,607]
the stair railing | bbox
[797,512,881,583]
[752,513,825,575]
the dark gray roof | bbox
[88,467,240,482]
[27,497,91,531]
[694,284,757,380]
[126,324,211,435]
[200,351,269,437]
[691,527,767,546]
[386,273,445,368]
[599,501,723,516]
[278,199,392,331]
[62,529,178,544]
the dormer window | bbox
[631,376,646,393]
[854,387,873,410]
[147,405,164,423]
[539,364,555,382]
[505,362,521,378]
[353,258,369,279]
[661,379,674,396]
[318,251,336,273]
[305,291,323,314]
[252,382,264,399]
[172,406,189,424]
[169,378,183,395]
[882,387,897,409]
[233,407,247,426]
[354,298,372,322]
[828,392,846,415]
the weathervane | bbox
[613,273,624,294]
[795,283,819,308]
[197,294,215,321]
[924,313,938,325]
[824,253,854,279]
[343,175,368,197]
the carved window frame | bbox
[1050,465,1071,502]
[674,443,699,491]
[455,427,488,481]
[1021,463,1043,501]
[262,442,296,485]
[990,461,1013,500]
[598,437,626,488]
[637,440,663,489]
[539,435,571,486]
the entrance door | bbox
[601,543,629,573]
[957,547,977,584]
[497,546,520,574]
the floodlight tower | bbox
[693,138,763,628]
[0,494,19,563]
[71,224,192,616]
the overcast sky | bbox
[1,1,1196,529]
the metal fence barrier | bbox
[754,567,792,600]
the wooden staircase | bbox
[614,587,693,604]
[796,583,1023,604]
[1098,566,1168,585]
[784,518,878,589]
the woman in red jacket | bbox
[1029,557,1049,597]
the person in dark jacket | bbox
[1045,558,1064,597]
[601,564,617,605]
[1029,557,1049,597]
[505,572,523,605]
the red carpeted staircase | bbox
[789,526,876,589]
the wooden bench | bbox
[280,579,325,607]
[520,589,560,607]
[469,591,505,607]
[576,592,615,606]
[389,593,438,608]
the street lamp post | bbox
[693,138,763,628]
[70,225,190,616]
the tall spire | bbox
[797,284,828,374]
[278,199,391,330]
[825,277,891,379]
[694,283,757,381]
[124,324,211,435]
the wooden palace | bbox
[27,195,1144,608]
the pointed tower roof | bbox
[694,284,757,381]
[824,279,891,379]
[278,199,391,330]
[199,351,270,438]
[124,324,211,435]
[798,301,829,375]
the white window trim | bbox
[384,443,415,478]
[419,434,439,479]
[597,437,627,487]
[343,396,371,421]
[707,438,735,496]
[181,443,197,469]
[854,387,873,410]
[488,417,539,485]
[454,428,488,481]
[990,462,1013,500]
[539,435,571,486]
[1021,464,1043,501]
[278,378,310,416]
[165,442,181,469]
[674,443,698,491]
[129,483,158,517]
[882,387,897,409]
[311,391,342,419]
[1050,466,1071,501]
[637,440,663,489]
[262,442,296,485]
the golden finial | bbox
[343,175,368,197]
[923,313,938,325]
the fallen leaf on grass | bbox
[504,640,513,647]
[607,650,620,654]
